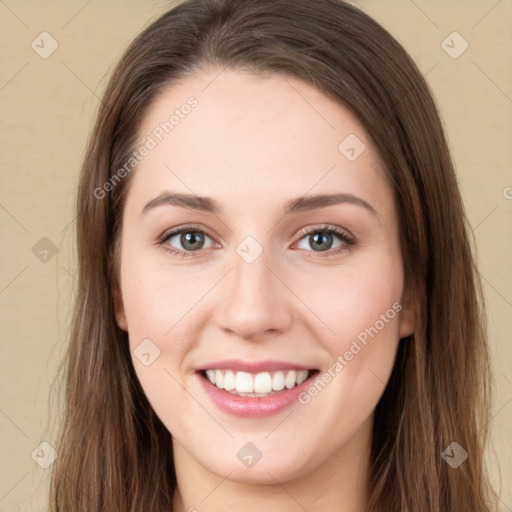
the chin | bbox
[197,444,316,484]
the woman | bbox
[49,0,500,510]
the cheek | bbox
[297,256,403,346]
[294,253,404,404]
[120,258,201,430]
[120,248,203,341]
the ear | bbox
[398,282,415,339]
[113,276,128,332]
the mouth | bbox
[197,368,320,398]
[195,359,321,417]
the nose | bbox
[213,245,294,341]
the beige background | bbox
[0,1,510,510]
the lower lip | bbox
[196,371,318,417]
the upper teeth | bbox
[205,369,309,394]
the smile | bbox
[196,362,320,417]
[202,369,312,397]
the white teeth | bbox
[254,372,272,393]
[214,369,224,389]
[296,370,308,385]
[235,371,253,392]
[272,371,285,390]
[203,369,311,395]
[284,370,296,389]
[223,370,236,391]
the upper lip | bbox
[197,359,316,373]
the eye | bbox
[159,224,215,258]
[158,223,355,259]
[293,224,355,257]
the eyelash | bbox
[157,223,356,259]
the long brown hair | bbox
[49,0,500,510]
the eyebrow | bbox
[141,191,378,217]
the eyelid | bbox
[294,224,355,244]
[158,223,218,243]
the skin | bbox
[114,67,415,512]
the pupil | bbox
[311,232,333,251]
[182,232,204,250]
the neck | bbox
[171,415,373,512]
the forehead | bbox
[129,67,392,219]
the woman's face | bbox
[114,67,414,484]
